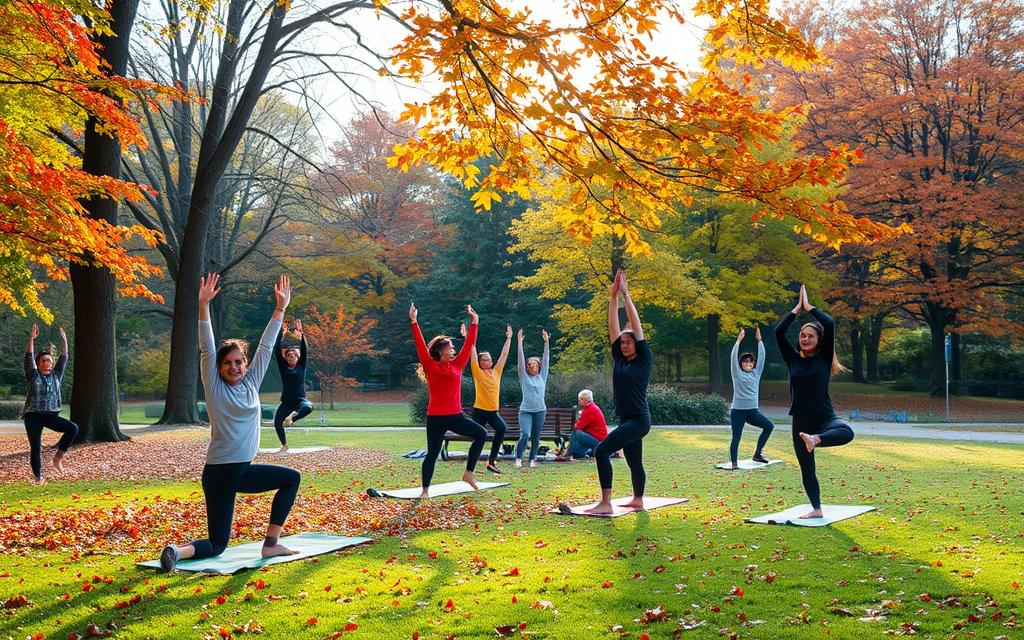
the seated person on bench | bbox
[556,389,608,460]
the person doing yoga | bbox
[775,284,854,519]
[467,323,513,474]
[728,326,775,468]
[515,327,550,468]
[577,268,653,514]
[159,274,302,571]
[21,324,78,482]
[272,319,313,449]
[409,302,487,498]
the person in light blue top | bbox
[728,326,775,468]
[515,327,550,468]
[159,273,302,572]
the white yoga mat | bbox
[550,496,688,518]
[372,481,510,499]
[715,459,783,470]
[137,533,372,574]
[746,504,876,527]
[257,446,331,455]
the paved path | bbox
[2,421,1023,444]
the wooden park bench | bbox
[440,406,577,461]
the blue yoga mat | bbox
[137,533,372,574]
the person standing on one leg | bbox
[159,274,302,571]
[411,303,487,498]
[775,284,854,519]
[468,323,513,474]
[728,326,775,468]
[515,327,550,468]
[582,269,653,514]
[273,319,313,450]
[21,324,78,482]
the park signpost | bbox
[944,333,952,420]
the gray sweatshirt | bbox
[200,317,281,465]
[517,340,550,413]
[730,340,765,410]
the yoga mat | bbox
[258,446,330,455]
[550,496,688,518]
[370,481,509,499]
[746,504,876,527]
[137,533,372,574]
[715,459,783,470]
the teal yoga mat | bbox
[137,533,372,574]
[715,459,783,470]
[746,504,876,527]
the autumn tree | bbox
[776,0,1024,394]
[302,305,385,408]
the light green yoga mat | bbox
[137,533,372,574]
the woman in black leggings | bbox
[21,324,78,482]
[581,269,653,514]
[159,273,302,571]
[273,319,314,449]
[775,284,854,519]
[409,302,487,499]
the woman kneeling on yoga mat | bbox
[272,318,313,450]
[160,274,301,571]
[728,326,775,468]
[775,284,854,519]
[410,302,487,498]
[467,323,513,475]
[582,269,653,514]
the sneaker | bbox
[752,453,769,464]
[366,488,383,498]
[486,463,503,475]
[514,459,522,468]
[159,545,179,572]
[529,460,539,468]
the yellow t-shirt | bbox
[470,358,504,411]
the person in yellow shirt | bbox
[468,324,513,475]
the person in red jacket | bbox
[409,302,487,499]
[556,389,608,460]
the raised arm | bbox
[198,273,222,387]
[808,307,835,365]
[755,334,766,378]
[608,274,621,343]
[516,327,527,377]
[540,330,550,380]
[274,326,286,367]
[453,306,479,369]
[618,269,645,342]
[24,324,38,379]
[410,303,431,366]
[247,274,291,384]
[730,329,743,380]
[54,327,69,377]
[297,320,307,367]
[774,312,798,365]
[495,325,513,370]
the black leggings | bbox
[594,414,651,495]
[729,408,775,464]
[23,412,78,480]
[274,398,314,446]
[791,414,854,509]
[189,462,301,559]
[472,408,508,464]
[422,413,487,488]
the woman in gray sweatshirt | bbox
[160,273,301,571]
[515,328,550,468]
[728,326,775,468]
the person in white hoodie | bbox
[159,273,301,571]
[727,326,775,468]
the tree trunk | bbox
[925,303,950,397]
[865,313,884,382]
[849,321,865,383]
[70,0,141,443]
[707,314,723,394]
[951,332,962,384]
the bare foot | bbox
[799,432,818,453]
[514,459,522,468]
[33,476,45,485]
[280,444,289,452]
[584,501,615,515]
[799,508,824,519]
[731,463,739,470]
[53,450,66,473]
[418,490,430,499]
[283,413,296,427]
[529,460,539,468]
[261,543,299,558]
[462,470,479,490]
[620,497,645,510]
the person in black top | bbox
[571,269,653,515]
[273,319,313,450]
[775,284,854,519]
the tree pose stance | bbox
[21,324,77,482]
[727,326,775,468]
[273,319,313,449]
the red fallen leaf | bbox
[307,617,318,625]
[324,586,332,592]
[1013,582,1020,590]
[601,581,613,589]
[114,601,129,609]
[27,634,44,640]
[518,623,527,630]
[392,600,401,606]
[3,594,30,609]
[992,612,1003,620]
[640,634,651,640]
[711,606,721,613]
[254,579,266,590]
[731,586,745,597]
[67,634,81,640]
[215,595,226,605]
[495,625,516,637]
[83,624,111,638]
[737,612,748,622]
[641,605,669,623]
[412,633,420,640]
[428,551,438,559]
[544,576,552,583]
[967,614,981,623]
[505,567,520,577]
[443,598,456,612]
[81,583,94,592]
[633,573,644,579]
[218,627,231,639]
[343,623,358,632]
[534,540,547,548]
[919,594,932,603]
[654,565,666,573]
[511,596,518,604]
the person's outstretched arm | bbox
[608,273,621,343]
[807,307,835,365]
[495,325,513,371]
[540,330,550,380]
[754,328,766,379]
[297,320,307,367]
[247,274,289,385]
[454,306,479,368]
[618,270,645,342]
[198,273,222,387]
[774,289,804,365]
[274,325,286,367]
[730,329,743,380]
[516,328,526,377]
[410,303,431,366]
[54,327,69,378]
[25,324,38,379]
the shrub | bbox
[647,384,727,425]
[0,400,23,419]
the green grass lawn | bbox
[109,401,413,427]
[2,428,1022,639]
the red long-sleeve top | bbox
[575,402,608,441]
[413,321,477,416]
